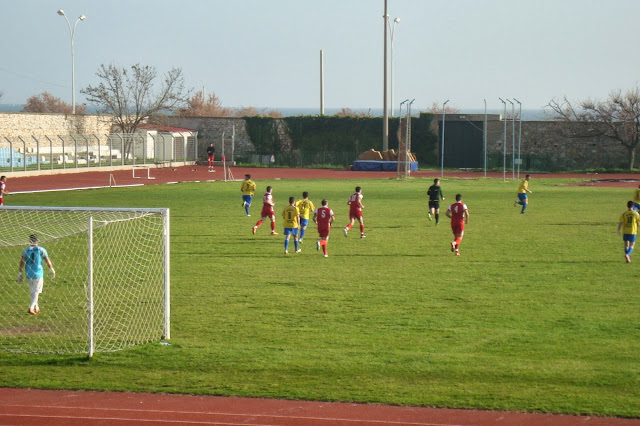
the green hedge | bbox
[243,114,439,165]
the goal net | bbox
[0,206,170,357]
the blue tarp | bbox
[352,160,418,172]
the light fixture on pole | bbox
[514,98,522,179]
[440,99,449,177]
[57,9,86,115]
[388,17,400,117]
[498,98,507,181]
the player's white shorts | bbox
[27,278,43,295]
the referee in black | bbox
[427,178,445,225]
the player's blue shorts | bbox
[300,218,309,227]
[633,202,640,211]
[283,227,299,236]
[243,195,253,205]
[623,234,637,242]
[518,193,528,202]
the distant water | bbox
[0,104,550,121]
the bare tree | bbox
[428,101,460,114]
[178,91,233,117]
[82,64,189,134]
[22,91,86,114]
[547,87,640,170]
[334,108,371,117]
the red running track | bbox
[1,388,638,426]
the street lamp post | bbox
[440,99,449,177]
[382,1,389,152]
[498,98,507,181]
[514,98,522,179]
[509,99,518,179]
[389,17,400,117]
[57,9,86,115]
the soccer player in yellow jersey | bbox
[618,200,640,263]
[295,191,315,244]
[633,184,640,211]
[282,196,301,254]
[240,174,257,216]
[514,174,532,214]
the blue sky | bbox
[1,0,639,113]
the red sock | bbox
[455,237,462,248]
[360,225,365,234]
[346,224,352,230]
[255,220,263,228]
[271,221,276,231]
[321,240,327,255]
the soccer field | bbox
[0,177,638,418]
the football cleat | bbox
[451,242,456,252]
[28,308,36,315]
[34,308,40,313]
[343,228,348,237]
[298,238,303,244]
[295,249,302,253]
[316,241,320,251]
[455,251,461,256]
[271,231,279,235]
[514,201,518,207]
[284,250,288,255]
[323,254,328,258]
[252,227,257,235]
[625,254,631,263]
[360,234,366,238]
[428,213,432,221]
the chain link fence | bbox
[0,133,197,173]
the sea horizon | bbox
[0,104,550,121]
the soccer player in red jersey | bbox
[313,199,335,257]
[445,193,469,256]
[206,143,215,172]
[343,186,365,238]
[252,186,278,235]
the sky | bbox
[1,0,639,114]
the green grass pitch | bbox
[0,177,638,418]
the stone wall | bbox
[0,112,112,139]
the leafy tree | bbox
[22,91,86,114]
[547,87,640,170]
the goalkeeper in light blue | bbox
[18,234,55,315]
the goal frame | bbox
[0,205,170,357]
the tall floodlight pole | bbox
[57,9,86,115]
[507,99,515,179]
[389,17,400,117]
[483,99,487,178]
[440,99,449,177]
[382,1,389,152]
[498,98,507,181]
[514,98,522,179]
[320,50,324,116]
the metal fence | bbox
[230,149,356,169]
[0,133,197,173]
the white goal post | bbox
[0,206,170,357]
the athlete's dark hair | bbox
[434,178,439,184]
[29,234,38,244]
[355,186,361,192]
[526,174,531,179]
[302,191,309,198]
[455,194,462,202]
[321,199,328,206]
[266,186,272,192]
[289,196,295,204]
[628,200,635,209]
[245,174,251,179]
